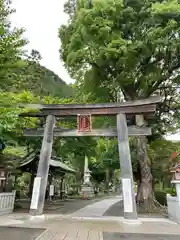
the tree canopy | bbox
[60,0,180,99]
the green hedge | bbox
[154,188,177,206]
[166,188,176,196]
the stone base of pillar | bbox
[81,184,94,199]
[29,208,42,216]
[122,218,141,225]
[29,214,45,221]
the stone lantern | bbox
[81,156,94,198]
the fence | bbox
[0,191,16,215]
[167,194,180,224]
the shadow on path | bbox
[0,226,45,240]
[103,232,180,240]
[103,200,124,217]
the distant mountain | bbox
[11,60,74,98]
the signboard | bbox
[82,186,92,192]
[77,114,92,132]
[49,185,54,196]
[175,172,180,180]
[0,170,6,180]
[30,177,41,210]
[122,178,133,213]
[175,165,180,180]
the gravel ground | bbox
[15,196,108,215]
[103,200,164,218]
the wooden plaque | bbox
[77,114,92,132]
[49,185,54,196]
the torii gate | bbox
[20,96,160,220]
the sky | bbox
[10,0,73,83]
[9,0,180,141]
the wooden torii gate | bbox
[20,97,160,220]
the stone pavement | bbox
[0,196,180,240]
[2,217,180,240]
[1,215,180,240]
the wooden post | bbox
[117,113,138,220]
[60,176,64,199]
[28,173,35,197]
[30,115,55,216]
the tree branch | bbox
[146,62,180,97]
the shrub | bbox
[154,191,167,206]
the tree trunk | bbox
[136,115,153,212]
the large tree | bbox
[59,0,180,209]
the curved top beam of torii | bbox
[19,96,161,117]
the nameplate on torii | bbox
[77,114,92,132]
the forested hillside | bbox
[14,58,74,98]
[3,48,74,98]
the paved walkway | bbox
[70,195,122,217]
[0,196,180,240]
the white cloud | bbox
[10,0,73,83]
[165,132,180,142]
